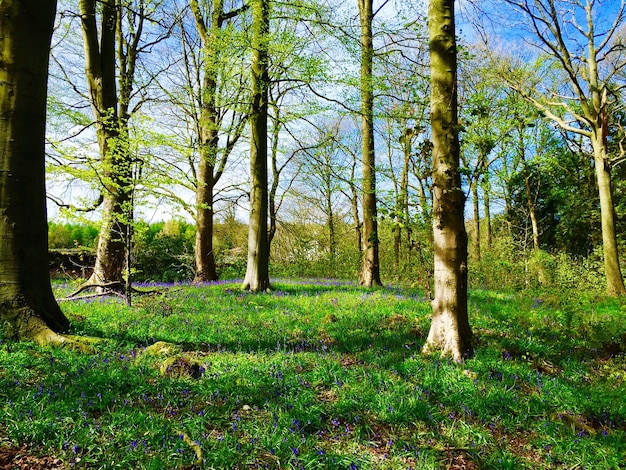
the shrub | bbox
[133,220,195,282]
[48,222,99,249]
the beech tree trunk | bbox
[191,0,223,283]
[358,0,382,287]
[195,177,218,282]
[592,131,625,295]
[242,0,271,292]
[268,101,282,247]
[422,0,472,362]
[80,0,132,288]
[0,0,70,343]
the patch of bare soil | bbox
[444,449,479,469]
[0,445,65,470]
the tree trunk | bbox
[422,0,472,362]
[194,175,218,282]
[242,0,270,292]
[482,177,492,249]
[81,0,133,288]
[400,130,412,271]
[268,103,281,247]
[592,132,625,295]
[191,0,226,283]
[517,124,540,250]
[358,0,382,287]
[349,157,362,254]
[0,0,70,343]
[326,185,336,258]
[471,179,481,261]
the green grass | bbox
[1,279,625,469]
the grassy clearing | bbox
[0,279,625,469]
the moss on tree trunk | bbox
[0,0,71,344]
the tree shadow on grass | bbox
[469,289,625,363]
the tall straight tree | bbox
[190,0,247,283]
[80,0,131,288]
[422,0,472,361]
[0,0,70,344]
[358,0,382,286]
[79,0,163,289]
[242,0,271,291]
[499,0,626,295]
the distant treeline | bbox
[48,220,248,282]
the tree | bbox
[498,0,626,295]
[242,0,271,292]
[374,25,430,277]
[76,0,167,290]
[506,126,602,256]
[422,0,472,361]
[79,0,129,289]
[190,0,248,283]
[0,0,70,344]
[458,53,508,260]
[358,0,382,286]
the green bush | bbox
[48,222,99,249]
[133,220,195,282]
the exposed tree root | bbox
[8,311,102,353]
[61,281,126,299]
[177,430,203,467]
[29,328,100,353]
[59,282,170,302]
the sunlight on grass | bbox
[0,280,624,468]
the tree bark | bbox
[358,0,382,287]
[592,131,625,295]
[268,102,282,247]
[518,123,540,250]
[194,178,218,282]
[80,0,133,288]
[400,130,413,270]
[191,0,223,283]
[471,179,481,261]
[242,0,271,292]
[422,0,472,362]
[0,0,70,343]
[482,177,492,249]
[325,172,336,258]
[349,156,363,254]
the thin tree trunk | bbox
[400,130,412,270]
[422,0,472,362]
[518,125,539,250]
[349,157,362,253]
[326,182,336,258]
[0,0,70,344]
[471,179,481,261]
[268,103,281,247]
[482,177,492,250]
[358,0,382,287]
[592,132,625,295]
[242,0,270,292]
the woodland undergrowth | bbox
[0,279,624,469]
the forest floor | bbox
[0,279,624,469]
